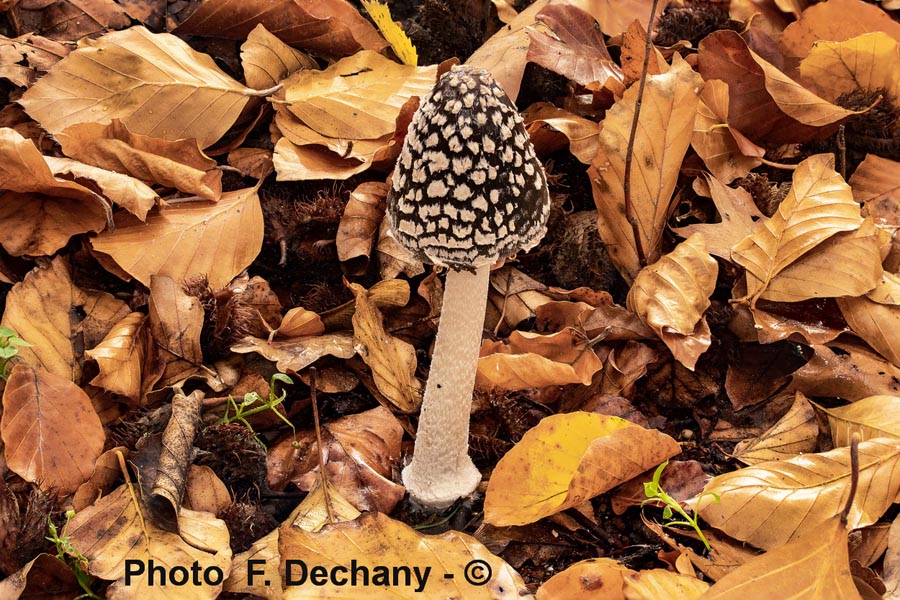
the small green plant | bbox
[0,325,30,380]
[217,373,296,447]
[47,510,103,599]
[642,460,720,552]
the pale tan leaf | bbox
[476,329,603,390]
[591,55,703,281]
[148,275,204,387]
[1,365,104,495]
[866,272,900,305]
[240,24,316,90]
[785,342,900,401]
[230,334,356,373]
[56,120,222,202]
[90,185,264,289]
[84,312,146,404]
[760,217,883,302]
[781,0,900,58]
[732,392,818,465]
[275,307,324,339]
[282,51,436,140]
[66,485,231,600]
[691,79,763,183]
[348,281,421,412]
[174,0,387,58]
[699,515,861,600]
[537,557,631,600]
[44,156,158,221]
[624,569,709,600]
[837,296,900,368]
[272,136,375,181]
[627,234,718,371]
[484,412,681,526]
[279,512,528,599]
[850,154,900,227]
[19,26,267,148]
[672,174,765,260]
[697,438,900,549]
[820,395,900,447]
[731,154,863,303]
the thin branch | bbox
[840,433,860,526]
[623,0,662,269]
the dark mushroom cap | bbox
[387,65,550,270]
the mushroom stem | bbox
[402,265,489,508]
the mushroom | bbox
[387,65,551,508]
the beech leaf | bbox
[819,395,900,447]
[19,26,269,149]
[484,412,681,526]
[732,392,818,465]
[84,312,147,405]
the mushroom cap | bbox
[387,65,551,270]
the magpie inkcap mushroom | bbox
[387,65,551,508]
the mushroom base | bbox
[402,457,481,509]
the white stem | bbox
[402,265,488,508]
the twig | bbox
[840,433,860,526]
[310,367,336,524]
[837,125,847,180]
[623,0,662,269]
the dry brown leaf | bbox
[183,465,231,516]
[523,102,603,164]
[275,307,324,339]
[484,412,681,526]
[627,234,718,371]
[691,79,764,183]
[231,334,357,373]
[612,460,709,515]
[837,296,900,368]
[37,0,129,41]
[526,4,624,93]
[623,569,709,600]
[84,312,146,405]
[280,51,435,140]
[0,554,81,600]
[781,0,900,58]
[267,406,404,513]
[697,31,859,144]
[697,437,900,549]
[732,392,818,465]
[348,281,421,412]
[276,511,527,598]
[1,257,129,382]
[45,156,158,221]
[336,181,387,275]
[272,136,379,181]
[699,514,860,600]
[148,275,204,387]
[598,340,658,398]
[590,54,703,282]
[620,20,665,87]
[174,0,387,58]
[240,24,317,91]
[476,329,604,390]
[0,127,108,256]
[759,217,885,302]
[786,343,900,400]
[536,557,632,600]
[673,175,765,260]
[851,154,900,227]
[227,147,274,180]
[91,185,264,289]
[1,365,104,495]
[56,120,222,202]
[819,395,900,447]
[0,33,68,83]
[320,278,411,331]
[731,154,862,304]
[19,26,269,149]
[66,484,232,599]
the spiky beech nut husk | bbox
[387,64,550,270]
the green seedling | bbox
[0,325,30,380]
[217,373,297,447]
[642,460,720,552]
[47,510,103,599]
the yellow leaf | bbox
[697,438,900,549]
[627,233,718,371]
[624,569,709,600]
[279,512,528,599]
[85,312,146,404]
[731,154,862,304]
[361,0,417,66]
[699,515,860,600]
[732,392,818,465]
[837,296,900,368]
[240,24,317,90]
[819,395,900,447]
[484,412,681,526]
